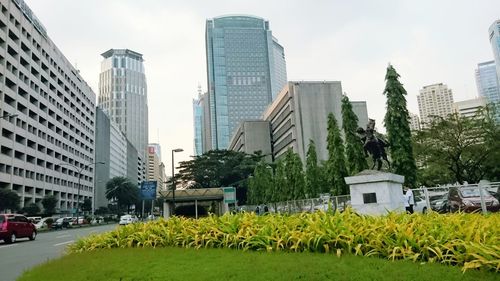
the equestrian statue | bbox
[356,119,391,171]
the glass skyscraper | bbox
[475,61,499,106]
[205,15,287,150]
[98,49,149,163]
[489,20,500,87]
[193,88,204,156]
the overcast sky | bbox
[27,0,500,169]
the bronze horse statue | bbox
[356,119,390,171]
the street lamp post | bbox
[171,148,183,215]
[60,161,104,225]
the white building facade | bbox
[417,83,454,128]
[0,0,96,210]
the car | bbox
[0,214,37,243]
[51,217,73,230]
[34,217,54,230]
[448,186,500,213]
[119,215,138,225]
[71,217,88,225]
[429,194,449,213]
[27,216,42,224]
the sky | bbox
[27,0,500,171]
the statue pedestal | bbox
[345,170,405,215]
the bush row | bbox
[69,210,500,272]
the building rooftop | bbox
[101,49,144,61]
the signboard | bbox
[223,187,236,204]
[140,181,157,200]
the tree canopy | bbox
[41,195,58,215]
[0,188,20,212]
[105,177,140,213]
[326,113,349,195]
[413,109,500,185]
[341,95,368,175]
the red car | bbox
[0,214,37,243]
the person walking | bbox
[403,186,414,214]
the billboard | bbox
[140,181,157,200]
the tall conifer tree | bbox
[383,65,417,187]
[341,95,368,175]
[326,113,349,195]
[305,140,323,198]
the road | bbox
[0,224,117,281]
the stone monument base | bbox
[345,170,405,215]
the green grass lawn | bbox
[18,247,498,281]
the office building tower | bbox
[94,108,141,208]
[228,120,272,162]
[417,83,454,128]
[262,81,343,162]
[147,144,164,191]
[489,20,500,86]
[475,61,500,103]
[98,49,148,164]
[193,87,204,155]
[0,0,95,210]
[205,15,287,150]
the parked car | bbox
[27,216,42,224]
[71,217,88,225]
[0,214,37,243]
[448,186,500,213]
[51,217,73,230]
[429,194,449,213]
[34,217,54,230]
[119,215,138,225]
[413,195,428,214]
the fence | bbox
[240,181,499,215]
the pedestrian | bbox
[403,186,414,214]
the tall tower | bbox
[193,85,204,156]
[205,15,287,150]
[475,61,499,107]
[489,20,500,87]
[98,49,149,164]
[417,83,454,128]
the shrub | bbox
[69,210,500,272]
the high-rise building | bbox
[205,15,287,150]
[489,20,500,87]
[94,108,140,209]
[0,0,96,210]
[475,61,499,106]
[98,49,148,164]
[262,81,344,162]
[409,112,421,131]
[417,83,454,128]
[193,87,204,156]
[147,144,164,191]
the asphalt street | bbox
[0,223,117,281]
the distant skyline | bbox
[27,0,500,169]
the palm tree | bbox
[105,177,140,213]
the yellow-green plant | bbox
[69,210,500,272]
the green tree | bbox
[273,161,287,203]
[341,95,368,175]
[285,149,305,200]
[41,195,58,215]
[105,177,140,213]
[22,203,41,215]
[248,160,273,204]
[95,206,109,216]
[383,64,417,187]
[305,140,324,198]
[81,198,92,213]
[0,188,20,212]
[414,109,500,184]
[326,113,349,195]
